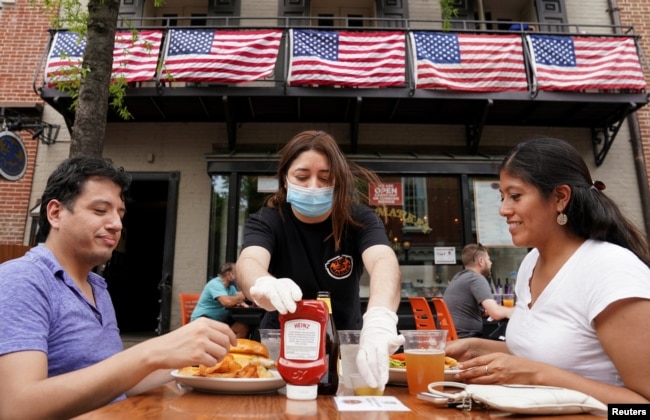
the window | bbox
[402,177,427,232]
[318,14,335,27]
[311,0,374,28]
[162,13,178,27]
[207,175,230,278]
[348,14,364,28]
[191,14,207,27]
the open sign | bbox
[369,182,403,206]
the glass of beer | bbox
[502,294,515,308]
[402,330,448,395]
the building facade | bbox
[2,0,649,333]
[0,0,49,247]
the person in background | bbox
[191,262,250,338]
[236,130,403,391]
[0,157,236,419]
[443,243,513,338]
[445,138,650,404]
[508,23,536,31]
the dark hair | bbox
[268,130,382,251]
[218,262,235,276]
[38,156,132,240]
[501,138,649,267]
[462,243,488,267]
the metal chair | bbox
[431,298,458,341]
[408,296,437,330]
[179,293,200,325]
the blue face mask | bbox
[286,181,334,218]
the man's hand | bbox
[249,276,302,313]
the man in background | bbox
[192,262,250,338]
[443,243,513,338]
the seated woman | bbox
[192,262,250,338]
[445,138,650,404]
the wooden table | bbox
[74,382,606,419]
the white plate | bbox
[388,367,407,385]
[171,369,285,394]
[444,368,461,381]
[387,367,461,385]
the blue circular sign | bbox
[0,131,28,181]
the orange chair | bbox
[431,298,458,341]
[408,296,437,330]
[179,293,200,325]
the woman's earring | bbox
[557,212,568,226]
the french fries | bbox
[445,356,459,369]
[179,354,274,379]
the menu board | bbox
[473,180,514,247]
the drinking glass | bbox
[493,293,503,305]
[402,330,447,394]
[337,330,361,389]
[502,294,515,308]
[350,373,383,396]
[259,329,281,361]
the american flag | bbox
[410,32,527,91]
[161,29,282,83]
[288,29,405,87]
[527,35,646,91]
[45,30,162,84]
[112,31,163,82]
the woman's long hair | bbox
[501,138,649,267]
[268,130,382,251]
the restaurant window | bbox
[402,177,427,232]
[364,175,463,298]
[207,175,230,279]
[237,175,275,250]
[468,177,528,290]
[208,174,274,279]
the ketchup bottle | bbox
[278,300,328,400]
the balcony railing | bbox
[36,18,650,164]
[40,17,648,95]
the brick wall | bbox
[0,1,50,103]
[617,0,650,199]
[0,0,50,244]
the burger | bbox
[230,338,269,359]
[178,338,277,378]
[229,338,276,368]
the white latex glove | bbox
[356,306,405,390]
[249,276,302,313]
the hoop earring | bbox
[557,212,568,226]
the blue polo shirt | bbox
[0,245,125,401]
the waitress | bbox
[236,130,403,391]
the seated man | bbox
[191,262,250,338]
[0,157,236,419]
[443,244,514,338]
